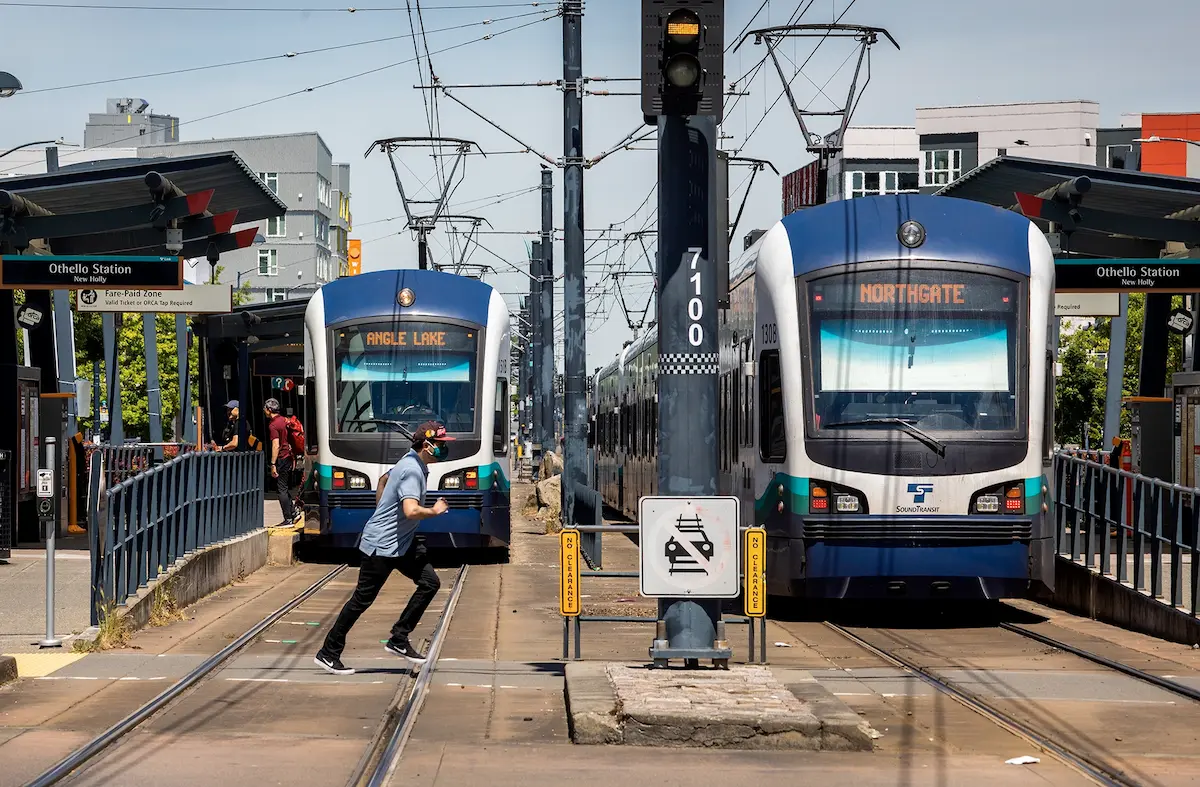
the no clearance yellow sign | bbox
[744,527,766,617]
[560,529,581,616]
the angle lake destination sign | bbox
[0,255,185,290]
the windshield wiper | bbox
[825,417,946,457]
[346,418,414,439]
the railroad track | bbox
[25,563,468,787]
[346,564,468,787]
[821,620,1200,787]
[27,564,350,787]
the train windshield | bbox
[332,321,478,435]
[805,269,1021,434]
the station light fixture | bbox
[641,0,723,121]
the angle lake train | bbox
[590,193,1056,600]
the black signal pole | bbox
[641,0,727,665]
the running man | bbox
[313,421,453,675]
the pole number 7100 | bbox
[688,249,703,347]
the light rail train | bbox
[302,269,512,556]
[590,194,1056,599]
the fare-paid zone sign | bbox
[0,255,185,290]
[639,496,740,598]
[559,529,581,616]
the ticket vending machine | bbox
[0,367,41,546]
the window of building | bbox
[316,215,330,246]
[1107,144,1134,169]
[258,248,277,276]
[318,176,332,208]
[257,172,279,194]
[921,149,962,186]
[316,250,332,282]
[265,288,285,303]
[266,215,285,238]
[846,170,920,199]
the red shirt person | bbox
[264,398,300,526]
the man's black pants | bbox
[318,541,441,659]
[275,456,296,522]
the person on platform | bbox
[211,400,241,452]
[313,421,453,676]
[265,398,301,526]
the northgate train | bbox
[591,194,1056,600]
[302,269,512,556]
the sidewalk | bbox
[0,536,93,659]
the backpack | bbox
[284,415,306,456]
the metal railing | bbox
[561,481,767,663]
[1054,450,1200,616]
[88,449,265,625]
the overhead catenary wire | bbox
[16,9,550,96]
[0,10,560,176]
[0,1,544,11]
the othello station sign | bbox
[0,255,184,290]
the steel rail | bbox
[28,563,349,787]
[365,564,469,787]
[824,622,1133,787]
[999,622,1200,703]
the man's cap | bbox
[412,421,455,447]
[225,400,239,409]
[264,398,281,412]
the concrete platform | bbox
[565,662,878,750]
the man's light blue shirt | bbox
[358,449,427,558]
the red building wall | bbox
[1140,113,1200,176]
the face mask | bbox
[426,441,448,461]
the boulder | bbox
[540,450,564,480]
[536,473,563,529]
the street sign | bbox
[559,529,581,616]
[1168,308,1194,335]
[0,255,184,291]
[75,284,231,313]
[744,527,766,617]
[1055,293,1120,317]
[36,469,52,499]
[15,303,44,329]
[638,496,740,598]
[1055,259,1200,293]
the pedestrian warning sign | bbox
[744,527,766,617]
[560,529,581,616]
[638,496,740,598]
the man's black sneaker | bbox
[314,652,355,675]
[384,638,427,665]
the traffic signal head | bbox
[642,0,723,121]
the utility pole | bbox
[560,0,587,527]
[641,0,728,666]
[529,240,544,469]
[540,166,556,459]
[518,296,531,467]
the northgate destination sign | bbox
[0,255,185,290]
[1055,258,1200,293]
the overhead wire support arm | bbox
[725,156,779,246]
[436,86,558,166]
[735,23,898,153]
[586,123,654,168]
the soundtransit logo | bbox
[896,483,938,513]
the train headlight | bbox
[975,494,1000,513]
[442,475,462,490]
[835,494,860,513]
[898,220,926,248]
[397,288,416,307]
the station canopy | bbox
[0,151,285,257]
[936,155,1200,257]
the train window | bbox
[494,379,508,455]
[759,351,786,463]
[1044,349,1054,464]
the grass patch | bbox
[72,595,131,653]
[149,571,187,627]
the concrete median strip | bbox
[565,662,878,750]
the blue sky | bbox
[2,0,1198,368]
